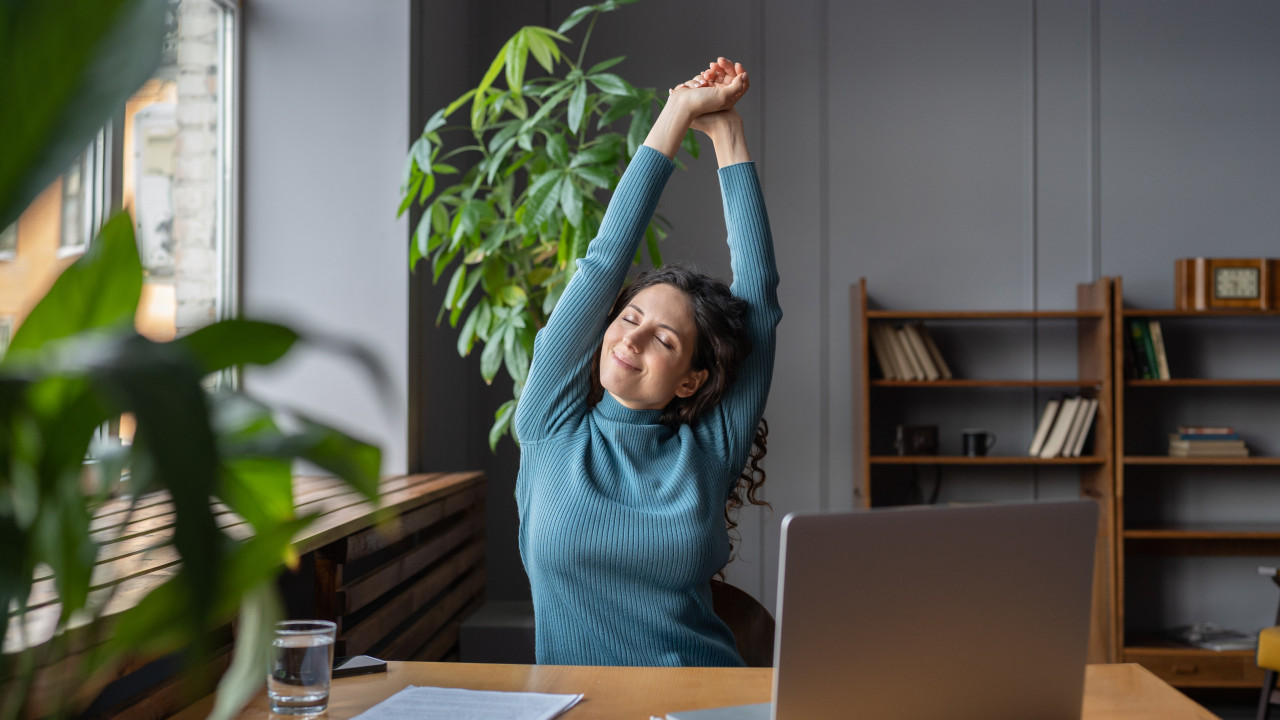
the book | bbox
[1060,397,1090,459]
[1128,321,1156,380]
[1148,320,1171,380]
[1039,396,1081,459]
[902,323,940,381]
[1178,425,1235,435]
[916,324,954,380]
[1069,398,1100,457]
[1169,446,1250,458]
[883,325,918,381]
[895,327,926,381]
[1028,398,1061,456]
[869,323,900,380]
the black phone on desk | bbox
[332,655,388,678]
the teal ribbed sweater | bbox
[513,146,781,667]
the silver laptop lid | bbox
[772,500,1097,720]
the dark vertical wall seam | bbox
[818,0,831,510]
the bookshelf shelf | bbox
[872,379,1104,388]
[1124,524,1280,540]
[1122,308,1280,319]
[856,278,1116,665]
[1127,379,1280,388]
[869,455,1106,466]
[1125,456,1280,466]
[867,309,1105,320]
[1113,277,1280,690]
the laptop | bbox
[669,500,1098,720]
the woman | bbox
[513,58,781,667]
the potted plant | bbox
[401,0,698,449]
[1,2,384,718]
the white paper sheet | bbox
[350,685,584,720]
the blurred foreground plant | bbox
[1,1,384,718]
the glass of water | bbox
[269,620,337,715]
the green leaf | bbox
[556,4,596,34]
[422,108,447,135]
[457,305,482,357]
[444,88,477,117]
[573,163,614,189]
[588,56,627,75]
[480,331,503,384]
[524,27,566,72]
[444,265,467,310]
[208,583,282,720]
[566,81,588,134]
[0,0,166,230]
[418,172,436,204]
[7,212,142,357]
[626,100,652,156]
[504,325,530,385]
[177,320,300,375]
[505,30,528,96]
[560,176,584,228]
[588,73,630,96]
[570,142,618,168]
[471,45,508,130]
[489,399,517,451]
[413,136,433,173]
[432,162,459,175]
[546,135,569,166]
[596,94,644,129]
[524,170,563,224]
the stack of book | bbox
[1125,319,1170,380]
[1168,426,1249,458]
[1028,396,1099,458]
[868,322,953,381]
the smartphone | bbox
[332,655,388,678]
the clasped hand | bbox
[668,57,749,132]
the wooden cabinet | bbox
[854,277,1117,663]
[1113,277,1280,688]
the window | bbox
[0,0,238,349]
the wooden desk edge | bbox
[174,663,1219,720]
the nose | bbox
[621,325,643,351]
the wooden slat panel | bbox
[298,473,481,554]
[338,484,485,564]
[375,569,485,661]
[6,474,481,660]
[339,511,485,616]
[340,539,486,655]
[85,646,231,720]
[412,595,484,662]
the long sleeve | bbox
[514,146,676,443]
[693,161,782,473]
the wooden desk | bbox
[4,473,485,719]
[175,662,1218,720]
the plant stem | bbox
[576,12,598,70]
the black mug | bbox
[961,429,997,457]
[895,424,938,456]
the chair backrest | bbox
[710,579,775,667]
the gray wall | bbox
[404,0,1280,636]
[242,0,410,475]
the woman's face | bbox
[599,283,708,411]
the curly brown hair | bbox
[586,266,771,573]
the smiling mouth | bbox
[611,351,640,372]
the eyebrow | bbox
[626,303,683,340]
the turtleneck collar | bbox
[595,391,666,426]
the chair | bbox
[710,579,775,667]
[1256,567,1280,720]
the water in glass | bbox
[269,630,334,714]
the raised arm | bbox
[679,61,782,470]
[513,73,746,443]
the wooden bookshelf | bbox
[1112,277,1280,689]
[855,277,1117,664]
